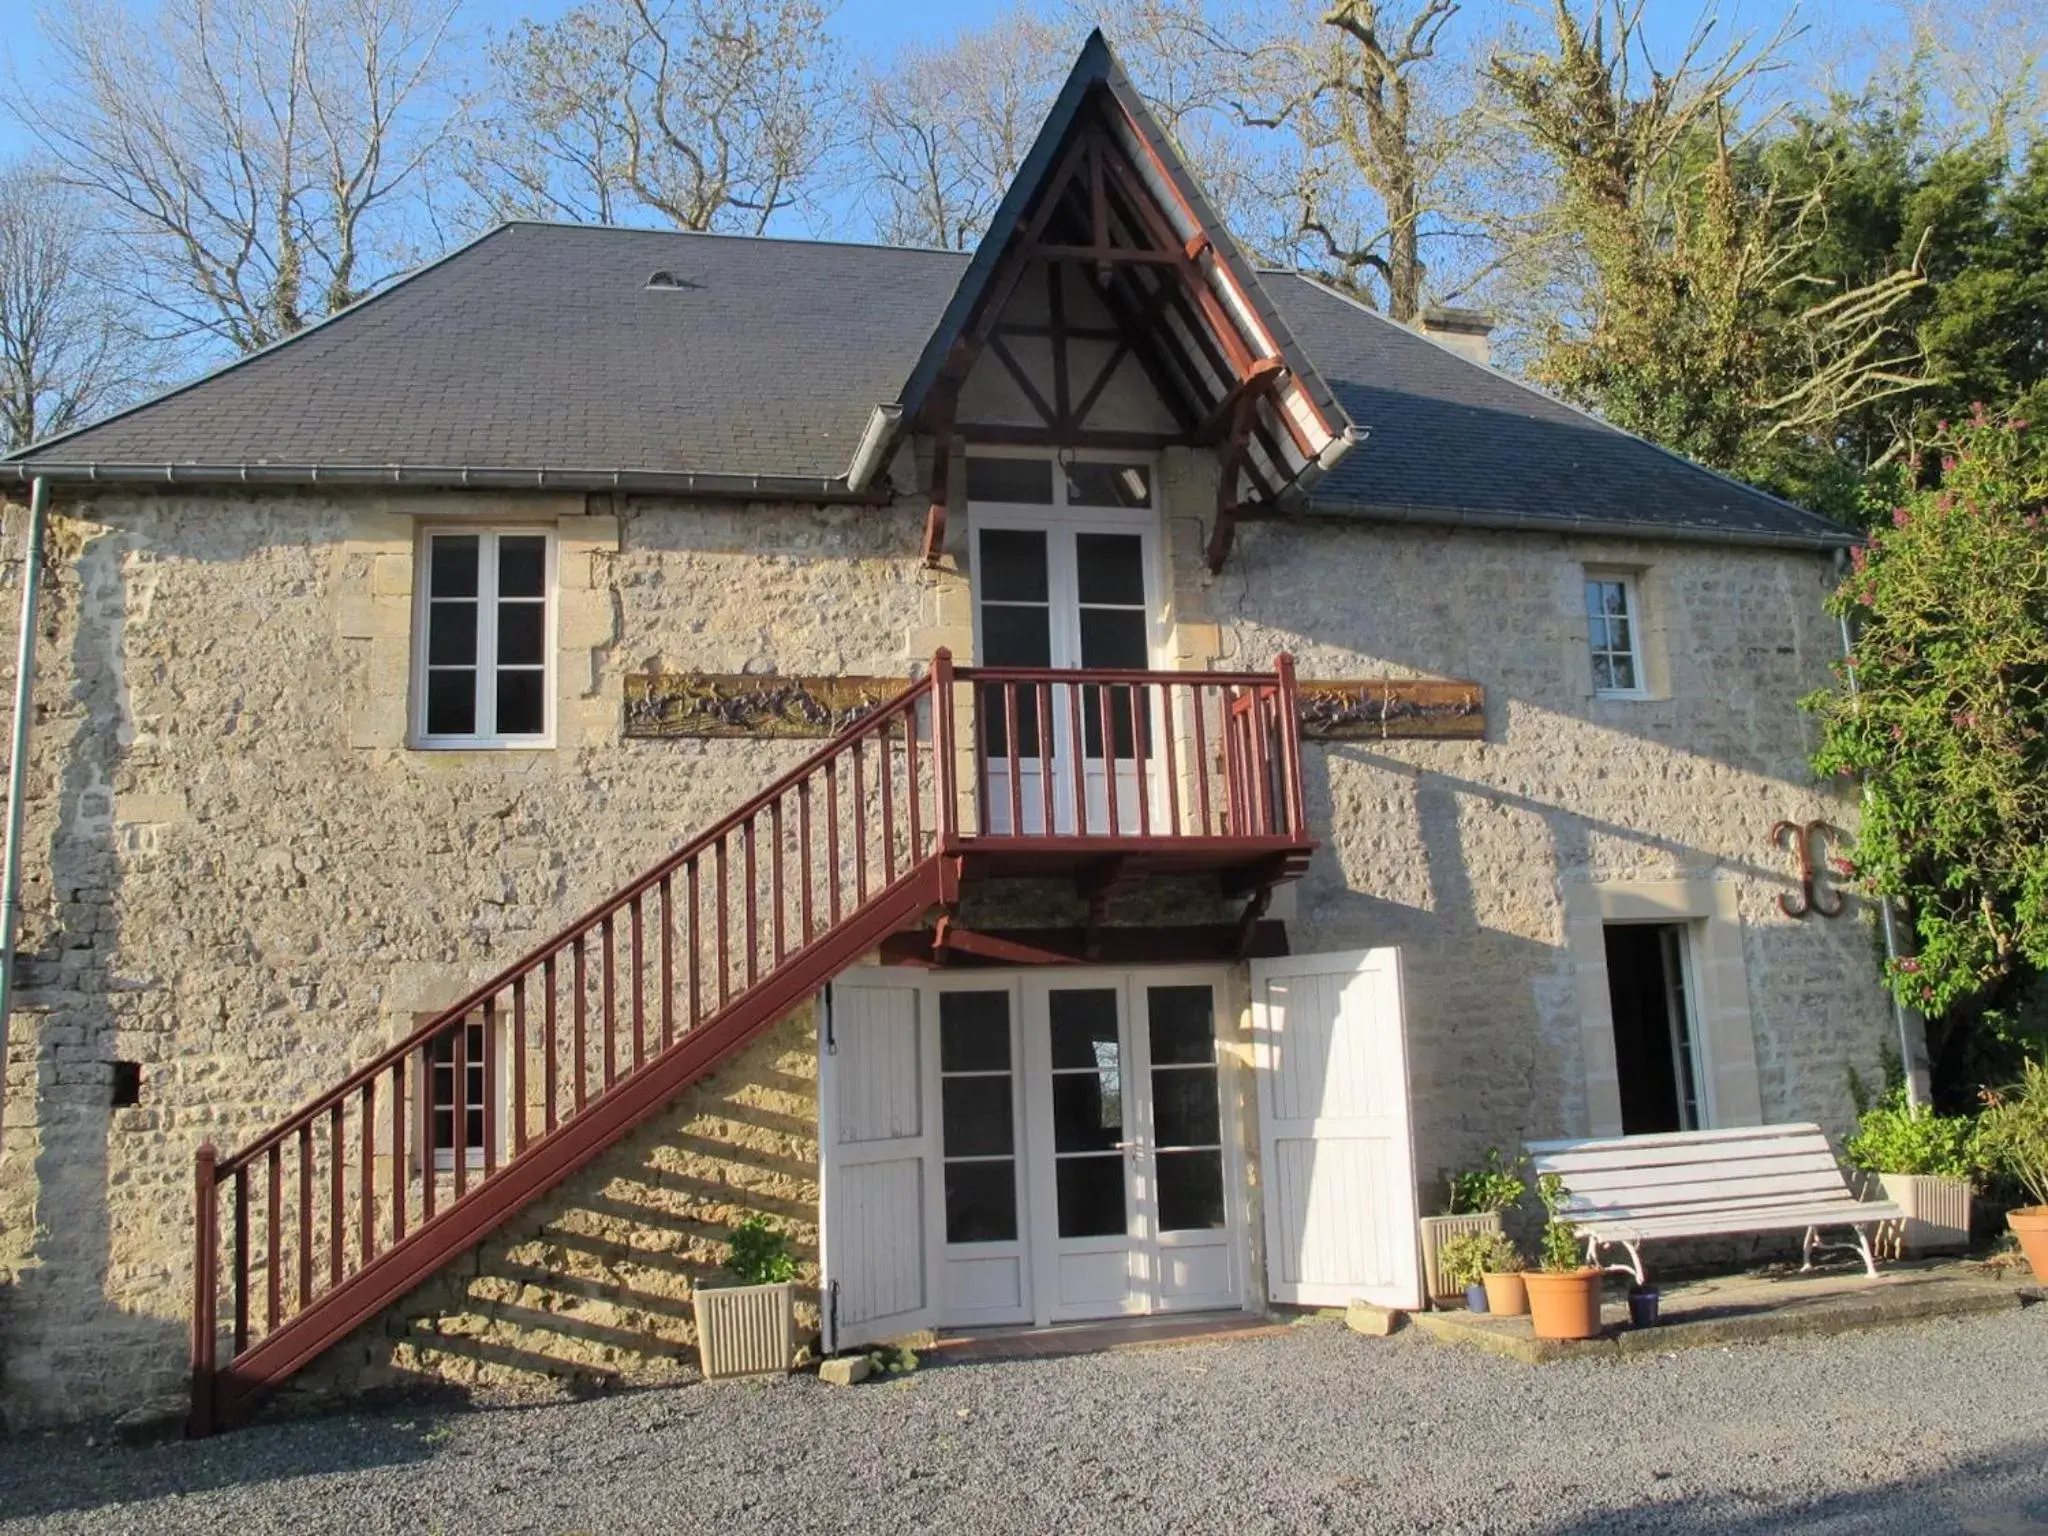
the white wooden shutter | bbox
[1250,948,1423,1309]
[818,971,940,1351]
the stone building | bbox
[0,34,1885,1431]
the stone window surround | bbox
[1568,558,1673,703]
[1562,878,1764,1137]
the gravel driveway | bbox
[4,1305,2046,1535]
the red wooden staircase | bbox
[188,652,1311,1432]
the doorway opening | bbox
[1603,923,1706,1135]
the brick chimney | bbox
[1416,305,1494,367]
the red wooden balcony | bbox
[187,652,1311,1432]
[949,656,1314,892]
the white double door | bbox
[821,967,1241,1343]
[972,502,1162,836]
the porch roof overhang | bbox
[888,32,1361,569]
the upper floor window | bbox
[414,529,554,747]
[1584,572,1646,698]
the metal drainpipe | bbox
[1833,546,1933,1108]
[0,475,51,1158]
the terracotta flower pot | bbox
[2010,1205,2048,1282]
[1524,1268,1604,1340]
[1482,1271,1529,1316]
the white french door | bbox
[968,454,1163,836]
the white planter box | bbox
[694,1280,795,1380]
[1418,1212,1503,1304]
[1867,1173,1973,1257]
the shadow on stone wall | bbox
[1,523,189,1429]
[277,1009,820,1416]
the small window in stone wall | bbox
[1584,570,1647,698]
[111,1060,142,1108]
[413,528,555,748]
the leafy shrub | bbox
[1440,1229,1523,1286]
[1537,1173,1585,1273]
[724,1214,796,1286]
[1843,1089,1984,1182]
[1446,1148,1529,1215]
[1980,1059,2048,1208]
[864,1343,919,1376]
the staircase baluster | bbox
[1067,680,1086,835]
[686,856,702,1029]
[572,938,588,1113]
[232,1164,249,1354]
[715,837,731,1010]
[659,875,674,1050]
[1191,683,1212,835]
[798,779,814,943]
[482,998,499,1175]
[421,1044,437,1221]
[1133,683,1152,835]
[852,738,868,904]
[744,816,759,988]
[601,916,617,1091]
[905,709,922,862]
[1037,685,1054,836]
[329,1102,343,1287]
[296,1123,312,1310]
[630,898,646,1070]
[541,957,558,1134]
[265,1145,281,1334]
[881,727,897,882]
[360,1079,376,1264]
[390,1056,407,1242]
[452,1022,469,1200]
[511,980,528,1155]
[771,797,787,964]
[1099,682,1120,834]
[1004,683,1022,837]
[1161,682,1181,837]
[825,760,841,924]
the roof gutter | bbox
[1277,424,1368,510]
[1306,495,1859,553]
[0,461,890,503]
[844,403,905,495]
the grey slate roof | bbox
[5,221,1854,550]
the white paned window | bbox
[1584,572,1645,698]
[414,529,554,747]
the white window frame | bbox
[1584,569,1648,700]
[411,526,558,750]
[408,1012,511,1174]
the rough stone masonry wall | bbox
[1179,505,1890,1197]
[0,488,938,1428]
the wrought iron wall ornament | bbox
[1294,679,1485,741]
[624,673,906,739]
[1770,818,1848,918]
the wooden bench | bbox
[1525,1124,1904,1284]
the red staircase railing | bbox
[189,651,1311,1432]
[190,659,960,1433]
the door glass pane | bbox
[1064,462,1151,508]
[978,527,1051,601]
[1156,1149,1225,1232]
[1056,1155,1127,1237]
[1152,1069,1221,1147]
[939,991,1011,1072]
[967,458,1054,505]
[1078,607,1148,668]
[1049,989,1119,1068]
[946,1161,1018,1243]
[942,1076,1014,1158]
[1076,532,1147,604]
[1147,987,1215,1065]
[1053,1071,1124,1151]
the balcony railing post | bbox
[931,649,958,844]
[189,1141,219,1438]
[1274,652,1309,838]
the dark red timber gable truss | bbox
[183,31,1322,1434]
[890,30,1361,571]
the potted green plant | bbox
[1844,1087,1981,1256]
[1418,1148,1527,1306]
[1436,1230,1497,1312]
[1522,1174,1603,1340]
[1979,1059,2048,1281]
[694,1214,797,1379]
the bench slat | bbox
[1527,1123,1824,1157]
[1549,1152,1848,1203]
[1584,1199,1903,1243]
[1530,1136,1839,1178]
